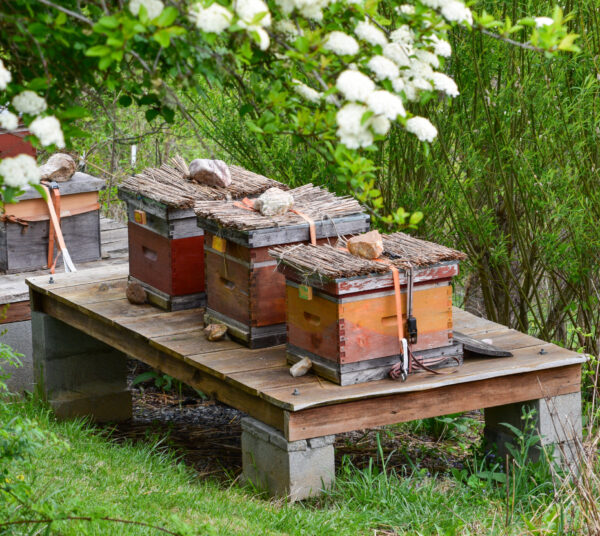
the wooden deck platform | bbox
[27,265,586,441]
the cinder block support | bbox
[484,392,583,466]
[32,311,131,422]
[241,417,335,501]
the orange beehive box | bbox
[196,185,370,348]
[271,234,467,385]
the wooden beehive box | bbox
[270,234,467,385]
[118,157,285,311]
[0,172,105,273]
[196,185,370,348]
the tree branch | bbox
[35,0,93,25]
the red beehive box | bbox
[195,185,370,348]
[118,158,285,311]
[0,127,36,159]
[270,234,467,385]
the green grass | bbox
[1,397,558,536]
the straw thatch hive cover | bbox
[119,156,285,209]
[194,184,364,231]
[270,232,467,280]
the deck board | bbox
[26,264,586,440]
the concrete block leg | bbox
[32,311,131,422]
[484,392,583,468]
[241,417,335,501]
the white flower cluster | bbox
[535,17,554,27]
[12,90,47,115]
[421,0,473,25]
[406,116,438,142]
[293,80,322,103]
[355,21,387,47]
[324,31,359,56]
[0,59,12,91]
[30,116,65,148]
[276,0,331,22]
[0,154,41,188]
[129,0,164,20]
[0,110,18,131]
[190,3,233,33]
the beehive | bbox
[195,185,370,348]
[270,234,467,385]
[0,172,104,273]
[118,157,284,311]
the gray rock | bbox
[126,281,147,305]
[290,357,312,377]
[39,153,76,182]
[347,230,384,260]
[188,159,231,188]
[254,187,294,217]
[204,323,228,341]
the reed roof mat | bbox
[270,233,466,279]
[120,155,284,209]
[194,184,363,230]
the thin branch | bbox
[478,28,548,53]
[0,516,181,535]
[35,0,93,25]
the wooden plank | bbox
[151,329,239,358]
[119,307,204,338]
[185,345,286,380]
[284,364,582,440]
[263,342,586,411]
[27,264,128,292]
[53,279,128,305]
[0,300,31,324]
[31,289,288,430]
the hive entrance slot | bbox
[142,246,158,262]
[221,277,235,290]
[304,312,321,326]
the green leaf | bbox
[239,103,253,117]
[26,78,48,91]
[98,55,113,70]
[153,29,171,47]
[161,106,175,123]
[118,95,133,107]
[132,371,157,386]
[295,36,309,53]
[558,33,579,51]
[85,45,111,57]
[54,11,67,26]
[409,211,423,226]
[98,15,120,29]
[145,108,160,122]
[58,106,89,119]
[155,6,178,28]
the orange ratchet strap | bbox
[233,198,317,246]
[47,184,61,273]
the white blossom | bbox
[129,0,164,20]
[403,81,419,101]
[367,55,399,81]
[189,3,233,33]
[431,72,459,97]
[0,110,18,131]
[324,31,359,56]
[336,70,375,102]
[391,77,405,93]
[415,49,440,68]
[397,4,415,15]
[336,103,373,149]
[293,80,322,102]
[12,90,47,115]
[383,42,411,67]
[390,25,414,45]
[29,115,65,148]
[367,90,406,120]
[406,116,437,142]
[371,115,390,135]
[0,154,40,188]
[249,26,270,49]
[428,35,451,57]
[441,1,473,25]
[420,0,445,8]
[0,59,11,91]
[355,21,387,47]
[235,0,271,27]
[275,19,300,37]
[275,0,295,14]
[535,16,554,27]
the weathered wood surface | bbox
[0,217,128,305]
[26,266,586,440]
